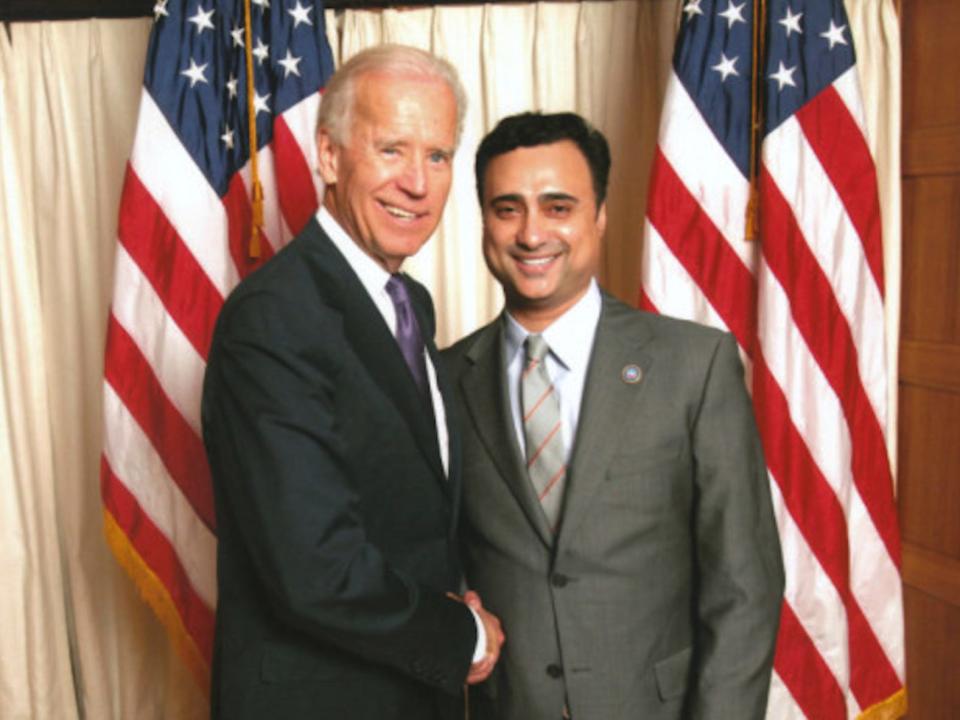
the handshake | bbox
[449,590,506,685]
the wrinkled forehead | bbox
[353,69,461,140]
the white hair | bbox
[316,44,467,147]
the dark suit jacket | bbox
[443,292,785,720]
[202,218,476,720]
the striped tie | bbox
[522,334,566,530]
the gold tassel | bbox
[745,186,759,242]
[103,510,210,692]
[745,0,767,242]
[243,0,262,259]
[856,688,908,720]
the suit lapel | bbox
[307,225,444,482]
[557,295,655,551]
[461,321,554,548]
[426,333,457,508]
[406,279,451,494]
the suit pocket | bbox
[653,646,692,701]
[260,641,343,685]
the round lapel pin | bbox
[621,364,643,384]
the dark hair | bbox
[474,112,611,209]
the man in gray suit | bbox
[443,112,785,720]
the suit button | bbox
[546,663,563,679]
[551,573,568,588]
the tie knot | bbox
[385,274,410,307]
[524,333,550,363]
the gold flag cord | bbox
[243,0,263,259]
[745,0,766,242]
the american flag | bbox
[100,0,333,688]
[640,1,906,718]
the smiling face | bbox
[481,140,606,331]
[317,71,457,273]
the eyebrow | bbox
[488,191,579,205]
[538,192,578,204]
[373,137,454,156]
[488,193,524,205]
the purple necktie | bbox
[385,275,429,396]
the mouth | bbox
[514,253,562,274]
[379,201,424,221]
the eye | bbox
[429,150,451,165]
[547,202,572,217]
[380,145,400,157]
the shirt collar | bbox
[503,278,602,372]
[318,205,392,298]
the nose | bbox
[398,156,428,198]
[518,211,546,249]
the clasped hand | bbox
[448,590,505,684]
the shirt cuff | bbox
[468,606,487,663]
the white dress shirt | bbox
[319,207,449,475]
[503,278,603,458]
[317,207,485,662]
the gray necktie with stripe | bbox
[521,334,566,530]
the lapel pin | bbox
[621,364,643,384]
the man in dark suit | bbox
[443,112,784,720]
[202,45,502,720]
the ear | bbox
[596,201,608,238]
[316,127,339,185]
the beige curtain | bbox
[0,18,206,720]
[0,3,900,718]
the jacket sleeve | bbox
[687,333,785,718]
[202,287,476,694]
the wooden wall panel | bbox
[898,385,960,556]
[900,340,960,394]
[901,1,960,134]
[904,587,960,720]
[900,176,960,342]
[900,1,960,717]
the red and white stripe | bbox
[641,65,904,719]
[101,91,324,681]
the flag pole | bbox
[745,0,766,242]
[243,0,263,259]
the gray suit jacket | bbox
[442,293,784,720]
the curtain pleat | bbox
[0,24,79,720]
[1,18,206,720]
[429,5,495,341]
[848,1,902,466]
